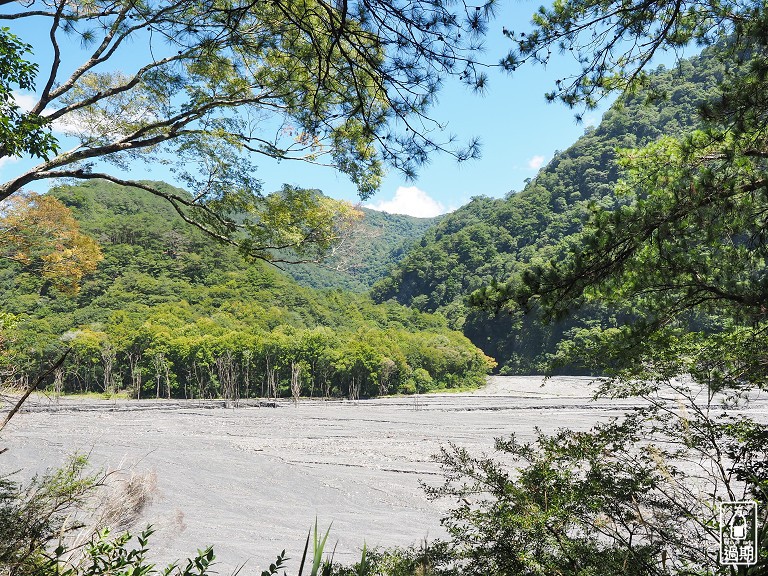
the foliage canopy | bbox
[373,47,725,372]
[0,193,102,294]
[0,0,493,261]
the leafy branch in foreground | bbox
[0,453,160,576]
[0,27,59,161]
[55,527,216,576]
[463,12,768,575]
[499,0,760,111]
[479,3,768,387]
[1,0,493,261]
[426,380,768,575]
[474,112,768,386]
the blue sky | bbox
[3,0,688,217]
[255,0,614,216]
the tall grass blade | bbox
[310,519,332,576]
[298,528,310,576]
[357,541,368,576]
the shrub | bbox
[411,368,433,393]
[424,381,768,575]
[398,381,417,395]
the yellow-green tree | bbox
[0,193,102,293]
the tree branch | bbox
[0,348,71,434]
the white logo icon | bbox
[719,501,758,566]
[730,509,748,540]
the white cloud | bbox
[527,155,546,170]
[13,90,129,138]
[13,92,37,112]
[365,186,448,218]
[13,91,70,134]
[583,114,599,128]
[0,156,19,172]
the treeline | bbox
[372,48,726,373]
[33,321,492,401]
[0,180,494,399]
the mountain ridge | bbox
[371,48,726,372]
[277,203,439,291]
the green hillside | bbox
[371,49,725,373]
[0,180,494,399]
[278,206,438,291]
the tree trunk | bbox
[290,361,301,405]
[151,353,167,399]
[101,343,115,394]
[53,365,64,405]
[128,352,142,399]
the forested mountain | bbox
[372,48,725,373]
[0,180,494,399]
[0,48,731,390]
[279,206,438,291]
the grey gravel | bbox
[2,376,766,574]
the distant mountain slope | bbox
[279,206,438,291]
[372,49,725,373]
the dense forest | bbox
[0,46,732,393]
[0,180,494,400]
[5,46,727,399]
[371,48,725,373]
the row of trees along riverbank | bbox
[15,325,494,401]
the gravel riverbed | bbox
[2,376,766,573]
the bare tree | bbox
[349,375,361,401]
[290,361,301,405]
[379,357,397,396]
[100,342,116,394]
[242,349,252,400]
[215,351,239,407]
[127,352,142,400]
[191,360,206,400]
[265,356,278,400]
[0,349,70,433]
[150,353,169,400]
[52,365,64,405]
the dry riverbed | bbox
[2,376,765,573]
